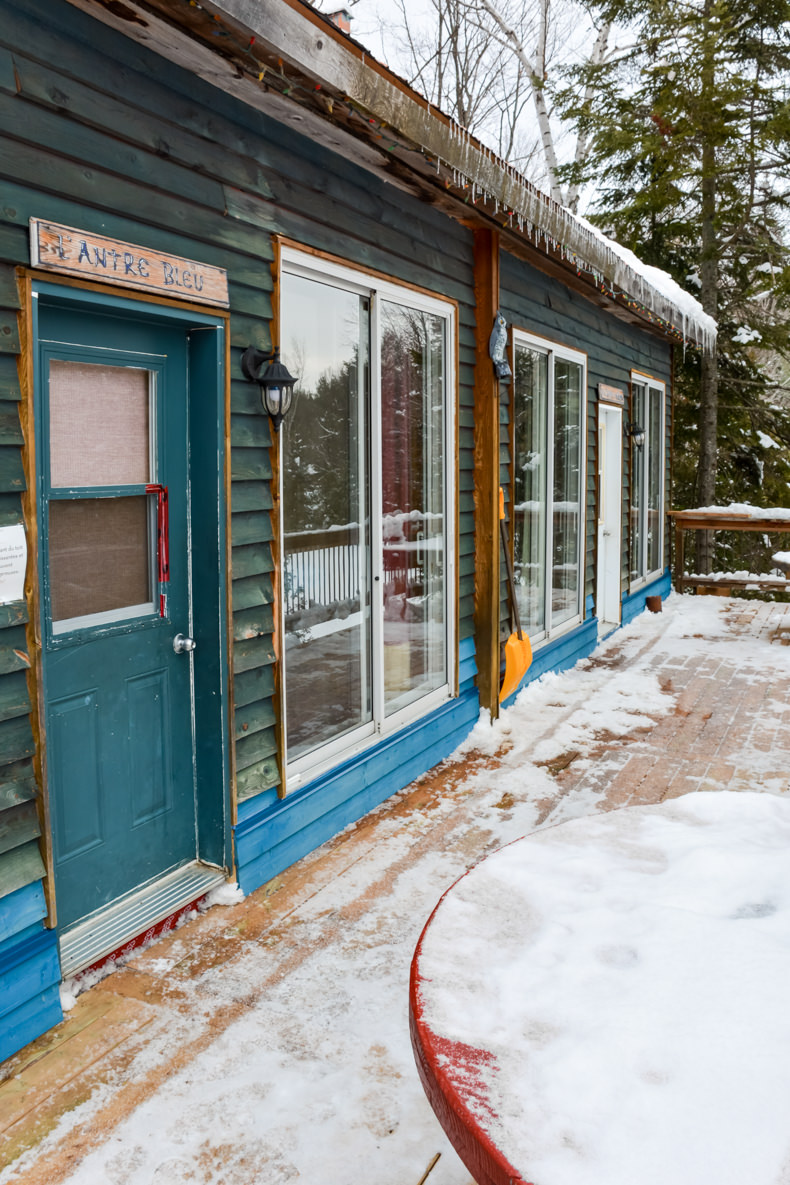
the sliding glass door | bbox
[512,333,586,642]
[630,377,665,584]
[280,255,454,782]
[280,273,372,763]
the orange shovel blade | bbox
[499,631,532,703]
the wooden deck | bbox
[668,509,790,595]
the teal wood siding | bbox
[0,0,479,1052]
[499,251,672,665]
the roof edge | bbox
[206,0,715,350]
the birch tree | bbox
[370,0,613,211]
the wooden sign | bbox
[30,219,229,308]
[598,383,625,406]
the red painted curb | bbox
[409,874,534,1185]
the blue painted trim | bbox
[236,639,480,829]
[500,618,599,708]
[0,923,62,1064]
[458,635,477,688]
[0,882,47,945]
[585,593,595,616]
[621,570,671,626]
[0,985,63,1065]
[235,689,479,895]
[237,787,279,823]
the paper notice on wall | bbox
[0,525,27,604]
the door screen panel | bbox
[49,360,151,487]
[46,358,157,633]
[49,496,152,626]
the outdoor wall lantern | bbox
[241,346,297,432]
[625,420,646,449]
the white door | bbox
[596,405,623,629]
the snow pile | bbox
[684,569,787,582]
[5,595,790,1185]
[199,881,245,910]
[694,502,790,520]
[416,792,790,1185]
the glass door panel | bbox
[380,302,446,716]
[647,387,663,574]
[513,346,548,634]
[630,384,646,580]
[281,273,373,761]
[551,359,582,628]
[49,496,152,628]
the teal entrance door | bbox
[38,302,200,933]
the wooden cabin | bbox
[0,0,713,1062]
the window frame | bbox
[279,246,457,791]
[510,328,588,648]
[629,371,667,588]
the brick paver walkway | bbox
[1,595,788,1185]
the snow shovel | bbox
[499,487,532,703]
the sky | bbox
[4,593,790,1185]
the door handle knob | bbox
[173,633,196,654]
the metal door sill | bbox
[59,862,227,979]
[598,620,620,640]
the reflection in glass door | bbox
[380,302,446,716]
[513,335,585,642]
[280,259,452,777]
[281,273,372,763]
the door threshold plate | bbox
[59,862,227,979]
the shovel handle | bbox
[499,490,524,641]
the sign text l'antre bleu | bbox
[597,383,625,406]
[30,219,229,307]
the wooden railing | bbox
[668,509,790,594]
[283,526,430,615]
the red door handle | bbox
[146,484,169,615]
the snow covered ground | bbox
[415,792,790,1185]
[3,594,789,1185]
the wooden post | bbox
[675,519,684,593]
[472,229,501,719]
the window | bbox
[279,251,455,783]
[630,376,665,583]
[512,333,586,642]
[44,355,160,634]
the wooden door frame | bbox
[596,401,623,626]
[19,274,232,927]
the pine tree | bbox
[559,0,790,568]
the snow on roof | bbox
[305,7,716,352]
[173,0,714,350]
[574,214,717,351]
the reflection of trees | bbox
[282,352,362,533]
[380,306,444,527]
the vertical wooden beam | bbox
[269,237,287,798]
[16,270,56,927]
[472,229,501,719]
